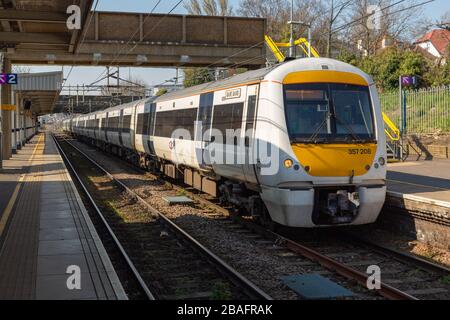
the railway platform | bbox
[0,132,126,300]
[387,160,450,204]
[383,160,449,247]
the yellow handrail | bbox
[273,38,320,58]
[382,112,401,141]
[265,35,285,63]
[294,38,320,58]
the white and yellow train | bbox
[63,58,387,227]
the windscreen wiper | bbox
[333,115,362,142]
[307,111,331,143]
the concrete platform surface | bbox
[387,160,450,203]
[0,132,127,300]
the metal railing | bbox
[382,111,401,141]
[264,34,319,63]
[380,86,450,134]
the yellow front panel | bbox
[283,70,369,86]
[291,143,377,177]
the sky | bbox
[21,0,449,92]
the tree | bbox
[337,47,450,90]
[325,0,352,57]
[238,0,290,40]
[336,49,358,66]
[184,0,233,16]
[344,0,428,57]
[183,68,215,88]
[423,43,450,87]
[238,0,328,55]
[155,88,168,96]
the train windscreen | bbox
[284,83,375,143]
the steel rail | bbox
[52,134,155,300]
[57,133,427,300]
[163,185,434,300]
[337,231,450,276]
[233,217,419,301]
[57,134,272,301]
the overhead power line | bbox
[331,0,435,35]
[91,0,184,85]
[63,0,101,87]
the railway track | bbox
[237,219,450,300]
[53,133,271,300]
[53,134,154,300]
[167,187,450,299]
[57,133,450,300]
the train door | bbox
[242,84,259,184]
[119,109,124,146]
[147,102,156,155]
[105,112,109,142]
[94,115,98,140]
[196,92,214,168]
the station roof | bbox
[12,71,63,115]
[0,0,93,54]
[1,0,266,68]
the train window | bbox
[122,115,131,133]
[136,113,145,135]
[212,104,232,135]
[212,102,244,144]
[108,116,120,132]
[283,83,375,142]
[137,112,153,135]
[154,108,197,138]
[231,103,243,130]
[182,108,197,137]
[331,86,374,137]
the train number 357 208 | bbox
[348,148,372,155]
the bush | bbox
[337,48,450,91]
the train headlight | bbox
[284,159,294,168]
[378,157,386,166]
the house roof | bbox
[415,29,450,56]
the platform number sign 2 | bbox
[0,73,18,85]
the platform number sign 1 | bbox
[0,73,18,85]
[401,76,417,87]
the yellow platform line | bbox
[0,104,16,111]
[0,134,43,237]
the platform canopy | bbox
[12,71,63,115]
[0,0,266,68]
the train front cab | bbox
[259,65,387,228]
